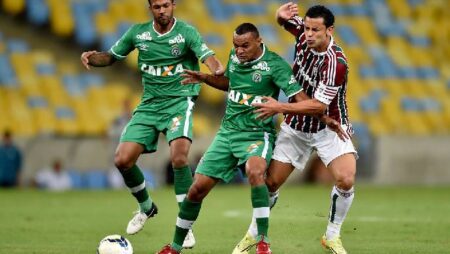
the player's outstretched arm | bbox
[253,96,326,118]
[181,70,229,91]
[281,92,348,140]
[276,2,299,25]
[80,51,116,70]
[203,55,225,76]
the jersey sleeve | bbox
[108,26,136,60]
[314,57,347,105]
[272,60,302,97]
[186,26,215,62]
[282,16,304,37]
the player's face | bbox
[233,32,262,63]
[149,0,175,26]
[304,16,333,52]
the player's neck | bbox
[153,18,175,34]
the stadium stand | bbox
[1,0,448,139]
[1,0,449,185]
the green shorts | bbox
[120,96,196,153]
[196,126,275,183]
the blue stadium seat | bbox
[0,54,17,86]
[84,170,108,189]
[56,107,75,119]
[336,26,360,46]
[26,0,49,26]
[67,170,84,189]
[204,34,224,46]
[7,39,29,52]
[80,73,105,87]
[27,96,48,108]
[142,170,157,190]
[36,63,55,75]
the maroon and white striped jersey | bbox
[283,16,350,133]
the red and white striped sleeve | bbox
[314,54,347,105]
[282,16,304,37]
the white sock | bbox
[247,190,280,238]
[326,185,354,240]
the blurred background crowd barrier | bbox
[0,0,448,188]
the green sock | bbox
[172,199,202,250]
[251,185,270,241]
[173,166,193,208]
[120,164,153,212]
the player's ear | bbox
[326,25,334,37]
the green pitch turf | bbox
[0,185,449,254]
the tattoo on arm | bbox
[88,52,116,67]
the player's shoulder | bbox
[330,42,348,66]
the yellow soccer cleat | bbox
[321,235,348,254]
[232,232,257,254]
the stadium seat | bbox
[84,170,108,189]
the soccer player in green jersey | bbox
[156,22,303,254]
[80,0,223,248]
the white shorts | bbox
[272,122,358,171]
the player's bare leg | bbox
[169,137,196,248]
[322,153,356,254]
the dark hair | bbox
[148,0,174,4]
[235,23,260,38]
[305,5,335,27]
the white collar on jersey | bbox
[310,36,334,56]
[241,43,266,65]
[152,17,177,37]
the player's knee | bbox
[247,169,265,186]
[187,184,207,202]
[114,153,134,171]
[265,177,281,192]
[171,154,188,169]
[336,175,354,191]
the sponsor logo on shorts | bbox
[171,116,183,132]
[247,141,263,153]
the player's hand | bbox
[277,2,299,21]
[214,62,225,76]
[322,117,349,141]
[80,50,97,70]
[181,69,206,84]
[252,96,281,120]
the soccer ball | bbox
[97,235,133,254]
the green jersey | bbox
[109,18,215,101]
[222,45,302,133]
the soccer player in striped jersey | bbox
[234,3,357,254]
[80,0,223,248]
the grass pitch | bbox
[0,185,449,254]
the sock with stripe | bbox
[173,165,193,208]
[248,189,279,238]
[251,185,270,242]
[119,164,153,213]
[326,185,354,240]
[171,199,202,252]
